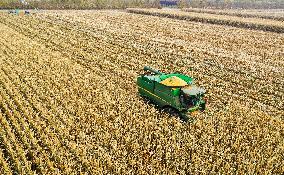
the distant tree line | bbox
[178,0,284,9]
[1,0,283,9]
[0,0,160,9]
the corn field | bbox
[0,10,283,174]
[0,0,160,9]
[127,8,284,33]
[182,8,284,21]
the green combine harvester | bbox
[137,66,206,121]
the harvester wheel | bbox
[162,107,180,118]
[181,113,194,123]
[200,103,205,111]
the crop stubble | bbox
[0,10,283,174]
[127,8,284,33]
[182,8,284,21]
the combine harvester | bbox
[137,66,206,121]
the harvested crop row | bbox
[182,8,284,21]
[127,8,284,33]
[45,10,284,65]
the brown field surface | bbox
[127,8,284,33]
[183,8,284,21]
[0,10,283,174]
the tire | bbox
[200,103,205,111]
[162,107,180,118]
[178,113,188,122]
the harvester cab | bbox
[137,66,206,121]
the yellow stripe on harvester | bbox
[138,86,170,105]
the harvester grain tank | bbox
[137,66,206,120]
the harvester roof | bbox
[182,86,206,96]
